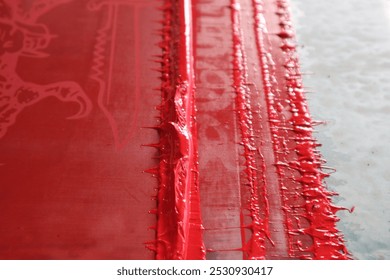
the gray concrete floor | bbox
[290,0,390,259]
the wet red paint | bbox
[194,0,349,259]
[152,0,205,260]
[230,0,268,259]
[0,0,350,260]
[252,0,350,259]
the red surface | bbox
[194,0,349,259]
[0,0,350,259]
[153,0,204,260]
[0,0,161,259]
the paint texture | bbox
[0,0,350,260]
[254,0,350,259]
[150,0,205,260]
[193,0,350,259]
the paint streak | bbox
[194,0,350,259]
[252,0,350,259]
[230,0,267,259]
[152,0,205,260]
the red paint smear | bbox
[252,0,350,259]
[230,0,267,259]
[153,0,205,260]
[193,0,350,259]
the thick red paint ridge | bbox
[150,0,205,260]
[252,0,350,259]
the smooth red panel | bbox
[0,0,160,259]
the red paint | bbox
[252,0,350,259]
[230,0,267,259]
[153,0,205,260]
[0,0,350,260]
[194,0,349,259]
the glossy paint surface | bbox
[1,0,351,259]
[154,0,204,260]
[194,0,349,259]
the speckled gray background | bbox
[290,0,390,259]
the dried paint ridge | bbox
[253,0,351,259]
[147,0,205,260]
